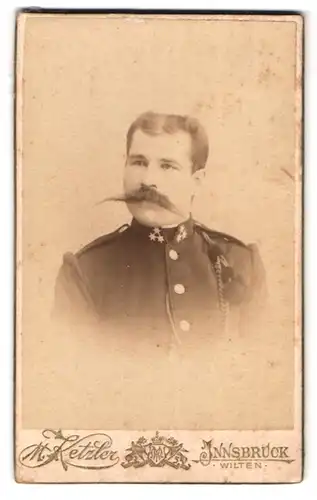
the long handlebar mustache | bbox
[96,186,181,215]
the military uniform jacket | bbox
[54,218,266,347]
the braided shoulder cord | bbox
[214,255,230,331]
[197,228,231,332]
[201,231,229,331]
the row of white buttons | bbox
[169,250,184,294]
[168,248,190,331]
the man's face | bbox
[123,129,204,227]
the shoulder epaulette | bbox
[194,221,248,248]
[77,224,129,257]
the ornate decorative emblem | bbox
[121,431,191,470]
[149,227,165,243]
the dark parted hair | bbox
[126,111,209,173]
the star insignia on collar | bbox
[176,224,187,243]
[149,228,164,243]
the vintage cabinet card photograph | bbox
[15,11,303,483]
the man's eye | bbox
[132,160,147,167]
[161,162,175,170]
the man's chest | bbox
[87,233,221,330]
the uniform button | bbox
[174,284,185,294]
[179,320,190,332]
[169,249,178,260]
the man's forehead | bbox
[129,129,192,159]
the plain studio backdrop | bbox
[18,14,298,430]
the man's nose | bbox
[142,162,160,189]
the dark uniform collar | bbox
[130,217,194,245]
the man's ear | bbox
[192,168,206,186]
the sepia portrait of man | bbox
[54,111,266,346]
